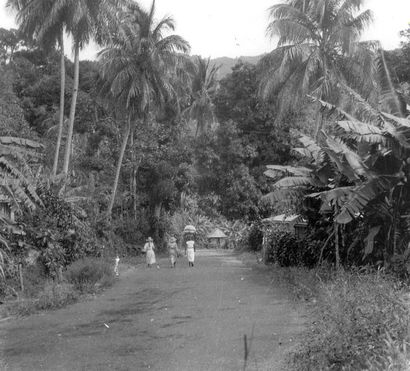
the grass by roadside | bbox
[272,265,410,370]
[2,257,122,318]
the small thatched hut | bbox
[207,228,228,249]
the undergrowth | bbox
[275,266,410,370]
[64,257,115,293]
[5,257,116,317]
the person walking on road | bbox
[143,237,159,269]
[185,239,195,267]
[168,236,179,268]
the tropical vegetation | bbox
[1,0,410,367]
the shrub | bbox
[65,257,114,293]
[20,264,47,298]
[263,229,323,268]
[265,231,301,266]
[36,281,78,310]
[291,268,410,370]
[276,233,300,266]
[7,281,78,316]
[247,222,263,251]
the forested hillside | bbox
[0,1,300,297]
[210,55,263,79]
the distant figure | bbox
[185,239,195,267]
[143,237,159,269]
[168,236,179,268]
[114,254,120,276]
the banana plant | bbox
[264,100,410,265]
[0,136,43,278]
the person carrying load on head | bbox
[183,225,196,267]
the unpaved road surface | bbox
[1,250,305,370]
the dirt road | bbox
[1,250,305,370]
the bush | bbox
[7,281,78,316]
[265,231,300,266]
[289,268,410,370]
[247,222,263,251]
[263,229,323,268]
[65,257,114,293]
[20,264,47,298]
[36,281,78,310]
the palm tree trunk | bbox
[132,157,143,220]
[154,202,162,219]
[62,41,80,175]
[129,126,137,219]
[153,201,162,243]
[106,116,131,219]
[314,104,323,141]
[334,222,340,269]
[52,30,66,177]
[380,49,403,117]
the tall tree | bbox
[260,0,374,138]
[39,0,120,176]
[98,0,191,219]
[0,28,24,64]
[185,57,219,137]
[7,0,67,177]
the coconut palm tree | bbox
[34,0,120,176]
[7,0,67,177]
[61,0,116,176]
[260,0,374,138]
[185,56,219,137]
[98,0,191,219]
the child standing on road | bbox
[114,254,120,276]
[168,236,179,268]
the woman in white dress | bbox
[185,239,195,267]
[143,237,159,269]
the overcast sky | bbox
[1,0,410,60]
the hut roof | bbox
[207,228,227,239]
[261,214,302,225]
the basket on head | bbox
[183,225,196,234]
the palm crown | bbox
[260,0,374,112]
[98,0,191,119]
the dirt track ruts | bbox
[1,250,306,371]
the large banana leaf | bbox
[336,120,389,145]
[273,176,320,188]
[325,136,368,177]
[263,188,305,204]
[335,179,385,224]
[265,165,312,179]
[308,186,356,209]
[363,226,381,257]
[381,112,410,128]
[297,134,323,161]
[0,137,43,149]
